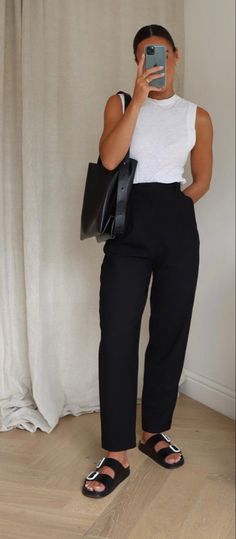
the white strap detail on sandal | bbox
[160,432,171,443]
[96,456,106,469]
[86,470,100,480]
[168,443,181,453]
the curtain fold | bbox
[0,0,185,432]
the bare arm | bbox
[183,106,213,203]
[99,95,141,170]
[99,53,166,170]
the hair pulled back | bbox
[133,24,177,61]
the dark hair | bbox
[133,24,177,60]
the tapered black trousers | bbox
[98,181,200,451]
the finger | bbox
[147,72,165,81]
[149,86,166,91]
[137,53,145,77]
[143,65,165,77]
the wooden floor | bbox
[0,393,235,539]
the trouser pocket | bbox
[178,189,194,205]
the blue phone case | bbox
[144,44,166,88]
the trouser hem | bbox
[141,423,172,433]
[101,441,137,451]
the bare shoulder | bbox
[104,94,123,116]
[191,106,213,188]
[99,94,123,154]
[196,106,213,131]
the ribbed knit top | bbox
[118,92,197,185]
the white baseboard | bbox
[178,369,235,421]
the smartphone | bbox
[144,44,167,88]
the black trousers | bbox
[98,181,200,451]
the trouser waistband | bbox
[132,181,181,191]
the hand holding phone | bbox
[132,48,166,107]
[144,44,167,88]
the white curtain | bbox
[0,0,185,432]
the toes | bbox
[85,481,95,491]
[85,481,105,492]
[91,483,105,491]
[85,486,92,491]
[165,454,181,464]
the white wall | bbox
[180,0,235,419]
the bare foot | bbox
[141,432,182,464]
[84,451,129,493]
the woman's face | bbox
[135,36,179,91]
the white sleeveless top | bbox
[118,92,197,185]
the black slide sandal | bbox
[82,456,130,498]
[138,432,185,469]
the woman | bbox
[82,24,213,498]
